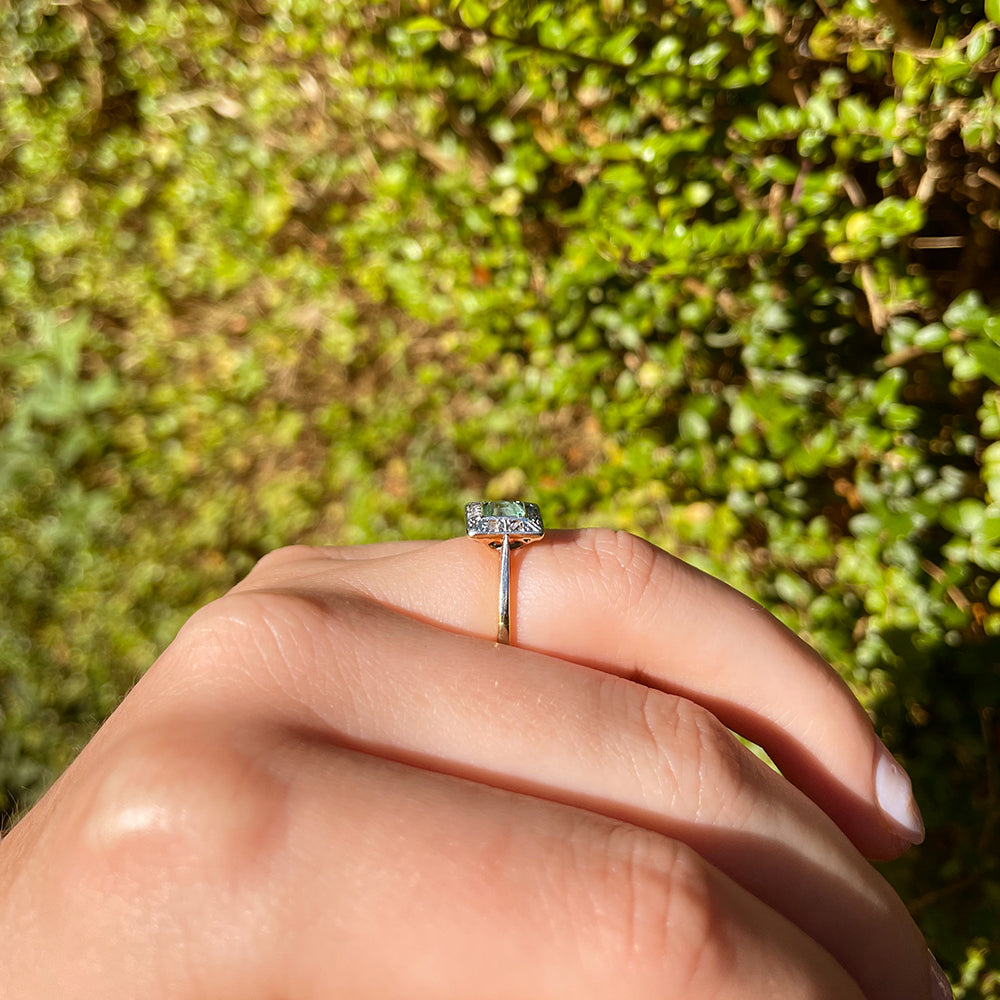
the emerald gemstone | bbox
[481,501,527,518]
[465,501,544,543]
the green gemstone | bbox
[481,500,527,518]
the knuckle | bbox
[174,586,355,690]
[587,825,735,995]
[78,723,286,902]
[572,529,665,620]
[655,841,739,995]
[238,544,318,586]
[595,675,683,790]
[604,678,755,827]
[677,701,756,824]
[210,587,330,640]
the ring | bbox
[465,501,545,644]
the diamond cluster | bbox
[465,500,544,543]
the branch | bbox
[868,0,934,49]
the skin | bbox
[0,530,937,998]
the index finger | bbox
[241,529,924,858]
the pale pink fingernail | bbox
[928,951,953,999]
[876,749,925,843]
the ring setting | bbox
[465,501,544,644]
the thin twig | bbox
[978,167,1000,191]
[907,875,981,914]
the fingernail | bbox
[928,951,953,1000]
[875,749,925,843]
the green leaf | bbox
[759,104,782,134]
[913,323,950,349]
[838,96,870,132]
[892,49,918,86]
[602,27,639,64]
[651,35,683,62]
[968,340,1000,386]
[985,315,1000,346]
[967,24,994,64]
[943,498,986,535]
[405,16,445,33]
[872,368,906,410]
[733,116,763,140]
[598,143,635,161]
[944,290,988,332]
[805,94,836,131]
[684,181,713,207]
[987,0,1000,26]
[456,0,489,28]
[679,407,711,441]
[808,19,839,60]
[898,197,925,231]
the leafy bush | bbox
[2,0,999,992]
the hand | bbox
[0,530,945,998]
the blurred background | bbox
[1,0,999,992]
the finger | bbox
[245,541,435,569]
[160,589,929,1000]
[19,721,866,1000]
[319,540,439,560]
[238,533,924,859]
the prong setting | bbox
[465,501,544,550]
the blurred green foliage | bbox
[2,0,999,991]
